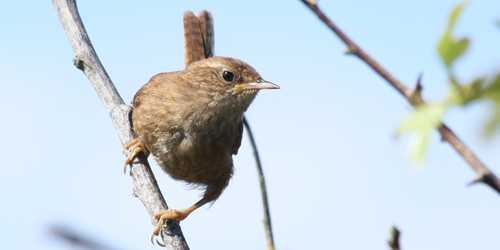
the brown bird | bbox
[124,56,279,243]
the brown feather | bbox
[132,57,263,202]
[183,11,205,68]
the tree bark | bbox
[52,0,189,248]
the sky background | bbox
[1,1,500,250]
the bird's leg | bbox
[123,138,143,174]
[150,184,226,245]
[150,197,210,245]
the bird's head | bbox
[184,56,279,94]
[181,56,279,113]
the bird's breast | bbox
[150,114,241,186]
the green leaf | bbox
[447,77,485,105]
[408,130,431,165]
[448,2,468,30]
[437,2,469,69]
[482,74,500,103]
[470,77,486,95]
[398,103,448,164]
[480,74,500,136]
[452,38,469,62]
[484,106,500,137]
[398,103,447,133]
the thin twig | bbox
[49,225,117,250]
[243,117,275,250]
[51,0,189,248]
[300,0,500,194]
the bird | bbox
[124,56,279,244]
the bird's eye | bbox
[222,71,234,82]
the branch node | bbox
[468,177,482,187]
[440,134,446,142]
[467,171,500,193]
[415,73,423,92]
[387,226,401,250]
[409,73,424,107]
[73,54,85,70]
[344,45,358,55]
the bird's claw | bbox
[151,231,166,247]
[150,209,191,246]
[123,138,142,175]
[156,238,166,247]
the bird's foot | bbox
[123,138,142,175]
[151,208,192,246]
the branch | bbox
[242,118,275,250]
[49,224,117,250]
[51,0,189,248]
[300,0,500,194]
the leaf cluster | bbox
[399,2,500,164]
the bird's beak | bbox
[234,79,280,90]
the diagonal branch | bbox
[51,0,189,248]
[299,0,500,194]
[49,224,117,250]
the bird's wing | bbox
[232,119,244,155]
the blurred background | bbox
[1,1,500,249]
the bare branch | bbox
[49,224,117,250]
[243,118,275,250]
[300,0,500,194]
[51,0,189,248]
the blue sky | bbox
[1,1,500,250]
